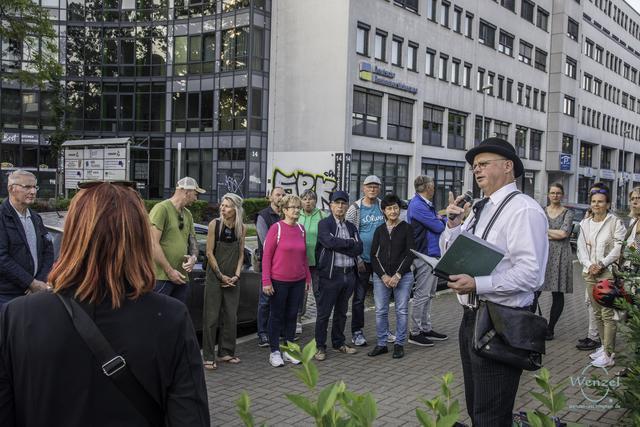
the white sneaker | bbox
[283,351,301,365]
[387,331,396,343]
[269,351,284,367]
[591,352,615,368]
[296,322,303,335]
[590,346,606,360]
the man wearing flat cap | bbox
[313,190,363,361]
[440,138,548,426]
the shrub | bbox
[243,198,269,222]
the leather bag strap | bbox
[56,294,164,427]
[481,191,521,240]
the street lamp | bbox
[481,84,493,143]
[621,129,631,209]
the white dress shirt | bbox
[439,182,549,308]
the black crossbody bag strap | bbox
[56,294,164,427]
[480,191,521,240]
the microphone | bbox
[448,191,474,220]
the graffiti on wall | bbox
[272,167,337,209]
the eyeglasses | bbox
[77,180,137,190]
[12,183,39,191]
[630,196,640,201]
[285,206,302,210]
[178,213,184,230]
[590,189,608,195]
[471,158,506,171]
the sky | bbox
[627,0,640,14]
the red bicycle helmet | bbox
[593,279,631,308]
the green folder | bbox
[432,231,505,280]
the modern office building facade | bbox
[0,0,270,200]
[2,0,640,207]
[269,0,640,210]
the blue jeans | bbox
[257,290,271,336]
[373,272,413,346]
[351,262,371,335]
[268,279,305,352]
[153,280,189,303]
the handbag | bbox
[473,300,547,371]
[56,294,164,427]
[470,191,547,371]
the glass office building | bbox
[0,0,271,200]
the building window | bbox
[515,126,527,158]
[391,36,403,66]
[476,68,485,91]
[487,73,495,96]
[220,27,250,72]
[524,86,531,107]
[579,142,593,167]
[506,79,513,102]
[218,87,248,130]
[425,49,436,76]
[498,31,514,56]
[438,54,448,80]
[474,116,491,145]
[593,79,602,96]
[356,23,370,55]
[495,120,509,140]
[567,18,579,40]
[518,41,532,65]
[422,160,466,210]
[565,56,577,78]
[578,176,595,204]
[394,0,419,13]
[584,38,594,57]
[427,0,437,21]
[441,1,450,27]
[534,48,547,71]
[352,86,383,137]
[530,130,542,160]
[464,13,474,38]
[375,30,387,61]
[501,0,515,12]
[601,148,612,169]
[536,8,549,31]
[388,96,414,142]
[174,33,216,76]
[451,59,460,84]
[463,63,472,88]
[423,104,444,146]
[516,83,523,105]
[479,21,496,48]
[350,150,409,200]
[562,134,573,154]
[497,75,505,99]
[521,0,534,23]
[533,89,539,110]
[407,42,418,71]
[563,95,575,117]
[595,45,603,63]
[453,7,462,32]
[582,73,593,91]
[448,111,466,149]
[540,91,546,112]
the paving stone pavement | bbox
[206,277,629,426]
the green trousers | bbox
[583,272,617,354]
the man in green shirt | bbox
[150,177,204,302]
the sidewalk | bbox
[205,279,628,426]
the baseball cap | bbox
[330,190,350,203]
[363,175,381,185]
[176,177,206,194]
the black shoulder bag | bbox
[56,294,164,426]
[472,191,548,371]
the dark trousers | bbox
[314,270,356,350]
[268,279,305,352]
[154,280,189,303]
[459,308,522,427]
[351,262,371,334]
[257,289,270,336]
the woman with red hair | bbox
[0,181,210,426]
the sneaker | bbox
[314,349,326,361]
[334,344,358,354]
[387,331,396,343]
[424,330,448,341]
[591,352,615,368]
[351,331,367,347]
[408,333,434,347]
[258,333,269,348]
[269,351,285,367]
[392,344,404,359]
[296,322,303,335]
[283,351,301,365]
[576,338,601,351]
[590,346,606,360]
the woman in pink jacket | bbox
[261,194,311,367]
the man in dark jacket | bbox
[406,175,448,346]
[313,191,363,361]
[0,170,54,306]
[255,186,285,347]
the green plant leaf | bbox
[302,339,317,363]
[526,410,543,427]
[415,409,435,427]
[530,391,553,410]
[285,394,317,417]
[435,413,460,427]
[361,393,378,423]
[317,383,340,417]
[235,392,255,427]
[307,362,319,388]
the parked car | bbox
[41,213,261,331]
[564,203,590,251]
